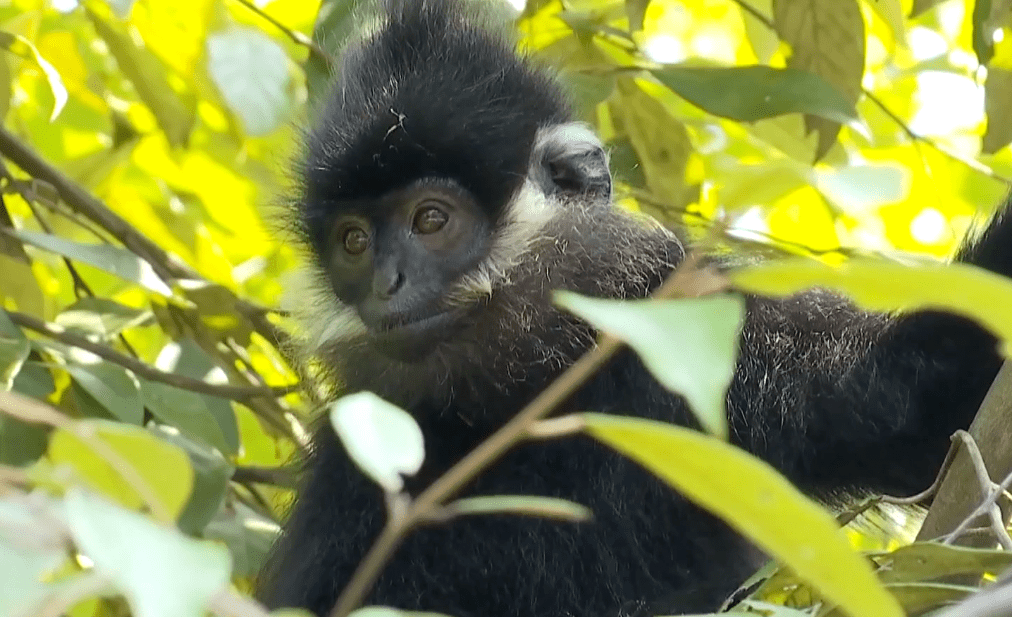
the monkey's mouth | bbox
[376,309,459,335]
[369,309,465,361]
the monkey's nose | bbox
[372,268,405,300]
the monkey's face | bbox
[322,178,492,361]
[318,125,613,364]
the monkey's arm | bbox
[720,296,998,497]
[709,198,1012,497]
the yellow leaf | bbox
[45,420,194,522]
[583,413,902,617]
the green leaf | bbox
[448,495,592,522]
[154,340,239,455]
[651,65,857,124]
[8,229,172,296]
[972,0,996,66]
[864,0,906,47]
[183,282,253,345]
[0,30,67,120]
[85,8,196,147]
[582,413,903,617]
[204,502,279,577]
[64,489,231,617]
[821,582,978,617]
[0,365,50,465]
[564,72,616,121]
[733,600,814,617]
[55,298,153,339]
[626,0,651,31]
[149,426,232,536]
[873,543,1012,584]
[984,66,1012,154]
[730,258,1012,354]
[207,28,292,136]
[66,363,143,425]
[739,0,779,63]
[141,379,233,455]
[0,308,29,390]
[329,392,425,493]
[0,414,48,466]
[11,361,55,400]
[0,255,44,316]
[556,293,744,438]
[882,582,975,614]
[0,199,27,263]
[46,420,194,522]
[773,0,865,158]
[614,79,697,219]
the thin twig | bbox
[0,127,182,282]
[937,432,1012,548]
[882,433,964,506]
[5,309,299,403]
[730,0,775,31]
[231,0,334,70]
[863,90,1012,186]
[729,0,1012,188]
[232,465,299,488]
[0,464,30,487]
[987,504,1012,550]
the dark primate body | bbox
[257,1,1011,616]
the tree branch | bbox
[0,127,281,333]
[232,465,299,488]
[6,309,299,403]
[917,360,1012,547]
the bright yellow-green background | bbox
[3,0,1012,612]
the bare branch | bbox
[6,309,299,403]
[231,0,334,70]
[863,90,1012,186]
[0,127,283,336]
[918,361,1012,546]
[232,465,299,488]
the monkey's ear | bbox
[536,144,611,200]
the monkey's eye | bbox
[342,227,370,255]
[413,205,449,234]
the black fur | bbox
[298,0,569,258]
[258,2,1011,616]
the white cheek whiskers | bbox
[447,179,560,305]
[283,269,369,353]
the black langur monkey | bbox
[257,1,1011,615]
